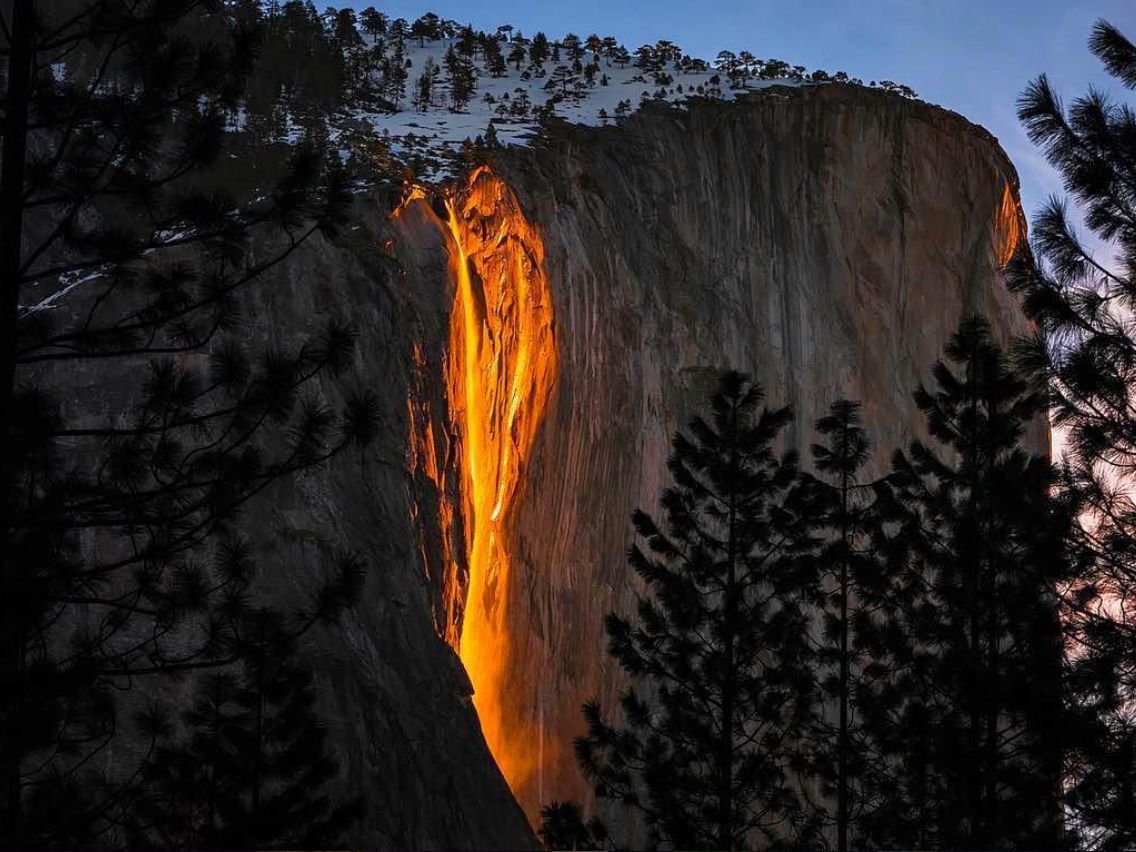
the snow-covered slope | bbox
[358,40,790,175]
[341,28,915,181]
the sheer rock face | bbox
[219,85,1040,845]
[216,198,539,850]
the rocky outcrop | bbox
[198,83,1040,845]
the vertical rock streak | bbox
[406,341,464,647]
[442,167,557,803]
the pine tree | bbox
[538,801,605,851]
[409,12,441,47]
[128,611,364,848]
[1006,19,1136,847]
[633,44,656,72]
[737,50,758,85]
[529,31,550,67]
[797,401,888,852]
[562,33,583,62]
[483,37,507,77]
[329,7,361,49]
[859,317,1068,849]
[384,40,409,108]
[715,50,747,88]
[414,57,436,111]
[359,7,387,39]
[1062,610,1136,850]
[545,64,578,96]
[574,372,819,850]
[445,47,477,111]
[0,2,377,844]
[387,17,408,42]
[456,24,477,58]
[483,121,501,147]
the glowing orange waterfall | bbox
[995,180,1025,267]
[439,167,558,801]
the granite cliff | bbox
[208,83,1038,847]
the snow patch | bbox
[343,35,815,182]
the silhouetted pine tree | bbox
[1008,19,1136,849]
[1061,610,1136,851]
[250,1,349,129]
[359,7,387,39]
[574,372,819,850]
[126,610,363,849]
[0,1,377,844]
[538,800,605,851]
[859,317,1068,850]
[797,401,889,852]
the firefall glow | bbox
[440,167,557,799]
[995,180,1025,267]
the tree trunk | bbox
[965,369,984,848]
[0,0,32,418]
[982,400,999,844]
[837,466,850,852]
[718,400,740,851]
[0,4,34,841]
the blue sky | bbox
[349,0,1134,224]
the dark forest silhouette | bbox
[1,1,376,846]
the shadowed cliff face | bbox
[394,84,1041,828]
[160,84,1041,847]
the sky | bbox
[348,0,1134,224]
